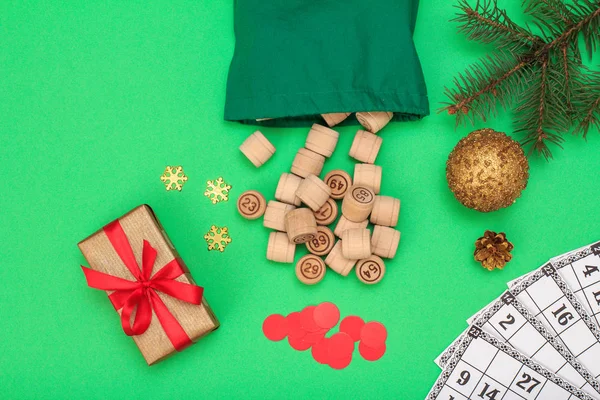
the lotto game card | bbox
[510,264,600,382]
[470,291,600,398]
[550,241,600,329]
[426,326,594,399]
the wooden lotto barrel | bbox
[305,124,339,158]
[284,208,318,244]
[275,173,302,206]
[324,169,352,200]
[237,190,267,220]
[295,254,326,285]
[263,201,296,232]
[306,226,336,256]
[356,111,393,133]
[296,174,331,212]
[333,215,368,238]
[349,130,382,164]
[324,240,356,276]
[267,232,296,263]
[239,131,275,167]
[355,255,386,285]
[321,112,350,127]
[291,148,325,178]
[313,198,338,226]
[341,228,371,260]
[353,164,382,194]
[342,185,375,222]
[370,196,400,227]
[371,225,401,259]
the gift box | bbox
[78,205,219,365]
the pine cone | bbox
[474,230,514,271]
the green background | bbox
[1,1,599,399]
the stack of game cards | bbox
[427,241,600,400]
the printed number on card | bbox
[456,370,471,386]
[584,265,599,278]
[478,383,500,400]
[551,304,574,326]
[515,373,541,393]
[498,314,515,330]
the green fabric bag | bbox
[224,0,429,127]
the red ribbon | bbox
[81,220,204,351]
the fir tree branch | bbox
[561,44,573,110]
[454,0,543,51]
[555,43,586,119]
[534,59,551,154]
[518,59,552,159]
[577,96,600,135]
[574,68,600,136]
[440,52,530,125]
[517,58,569,159]
[545,3,600,56]
[523,0,575,28]
[444,0,600,158]
[562,44,569,91]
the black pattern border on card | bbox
[552,243,599,270]
[426,327,594,400]
[436,331,466,369]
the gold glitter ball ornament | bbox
[446,129,529,212]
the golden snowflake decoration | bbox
[160,166,188,191]
[204,177,231,204]
[203,225,232,252]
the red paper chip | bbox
[311,338,330,364]
[327,332,354,360]
[286,312,307,340]
[313,302,340,329]
[288,335,312,351]
[328,354,352,370]
[300,306,321,332]
[262,314,288,342]
[359,341,386,361]
[360,321,387,348]
[302,330,327,345]
[339,316,365,342]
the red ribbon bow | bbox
[81,220,203,351]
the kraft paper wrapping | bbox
[78,205,219,365]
